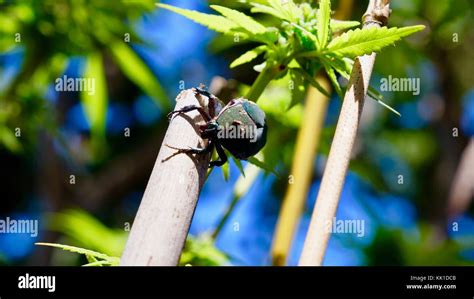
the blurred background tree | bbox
[0,0,473,266]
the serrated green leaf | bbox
[180,234,229,266]
[290,68,331,98]
[292,23,317,51]
[322,62,342,99]
[230,45,267,68]
[158,3,239,34]
[81,52,107,138]
[83,260,114,267]
[317,0,331,49]
[327,25,425,58]
[211,5,266,34]
[328,57,401,116]
[289,69,307,109]
[368,86,401,117]
[250,3,284,19]
[267,0,301,23]
[247,156,279,177]
[330,20,360,32]
[233,156,245,178]
[110,41,169,109]
[326,57,401,116]
[46,209,127,257]
[85,254,98,264]
[253,27,280,44]
[221,160,230,181]
[35,242,120,266]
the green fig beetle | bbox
[167,86,267,167]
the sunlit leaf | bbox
[330,20,360,32]
[81,52,107,138]
[290,68,331,98]
[35,243,120,266]
[322,61,342,99]
[316,0,331,49]
[288,68,307,109]
[327,25,425,58]
[230,45,267,68]
[247,156,279,177]
[211,5,267,34]
[157,3,239,34]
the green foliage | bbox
[230,45,266,68]
[0,0,165,155]
[180,234,229,266]
[35,243,120,266]
[41,209,230,266]
[364,226,474,266]
[316,0,331,50]
[330,20,360,32]
[326,26,426,58]
[158,0,425,115]
[81,52,108,157]
[157,3,240,34]
[247,156,279,177]
[46,209,127,257]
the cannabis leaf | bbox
[330,20,360,32]
[327,25,425,58]
[316,0,331,49]
[290,67,331,98]
[36,242,120,266]
[157,3,239,34]
[210,5,267,35]
[289,68,307,109]
[250,0,301,23]
[247,156,279,177]
[158,0,425,117]
[230,45,267,68]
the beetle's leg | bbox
[193,86,215,100]
[209,142,228,167]
[167,105,211,122]
[161,142,214,163]
[165,143,214,155]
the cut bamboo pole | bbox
[299,0,390,266]
[271,0,353,266]
[271,76,330,265]
[120,89,211,266]
[447,138,474,218]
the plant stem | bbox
[245,66,280,102]
[447,138,474,218]
[271,75,331,266]
[271,0,353,266]
[298,0,391,266]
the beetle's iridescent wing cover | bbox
[216,99,267,159]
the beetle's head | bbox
[201,120,220,139]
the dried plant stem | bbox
[447,138,474,218]
[271,76,330,266]
[271,0,352,266]
[120,89,210,266]
[299,0,390,266]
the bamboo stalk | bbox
[447,138,474,218]
[270,0,353,266]
[271,76,330,266]
[299,0,390,266]
[120,89,211,266]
